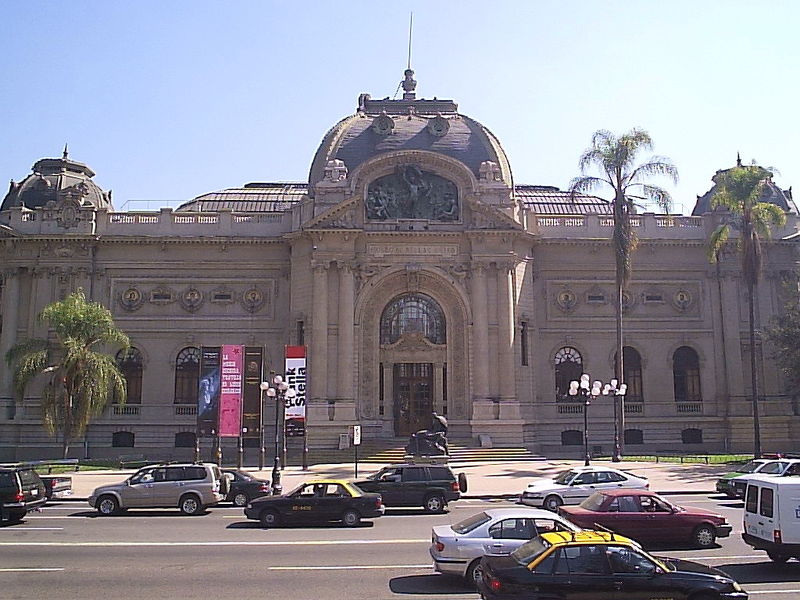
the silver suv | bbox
[89,462,228,516]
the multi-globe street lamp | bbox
[603,379,627,463]
[568,374,602,467]
[261,373,296,495]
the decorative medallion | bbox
[366,165,459,221]
[180,288,204,312]
[673,289,693,311]
[427,115,450,137]
[556,289,578,312]
[621,289,636,311]
[241,288,265,313]
[119,287,144,312]
[371,113,395,136]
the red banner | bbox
[218,345,244,437]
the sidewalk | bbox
[62,459,726,502]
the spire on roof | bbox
[63,143,69,160]
[402,12,417,100]
[736,152,742,167]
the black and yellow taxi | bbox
[477,530,747,600]
[244,479,383,528]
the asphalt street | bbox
[2,495,799,600]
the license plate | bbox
[31,489,38,496]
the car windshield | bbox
[367,469,389,481]
[510,537,552,564]
[451,512,492,534]
[579,492,606,511]
[553,470,575,485]
[738,461,763,474]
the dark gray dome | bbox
[308,78,512,196]
[692,159,796,215]
[1,150,112,212]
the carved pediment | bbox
[305,197,361,229]
[382,332,444,352]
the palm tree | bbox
[570,129,678,461]
[5,288,130,458]
[707,163,786,458]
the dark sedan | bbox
[222,469,271,506]
[244,479,384,528]
[477,531,747,600]
[559,489,732,548]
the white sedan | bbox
[519,466,649,511]
[430,507,579,586]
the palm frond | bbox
[569,176,609,196]
[636,184,674,213]
[629,159,679,185]
[707,224,730,263]
[751,202,787,237]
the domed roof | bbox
[692,157,796,215]
[1,148,112,212]
[307,70,512,196]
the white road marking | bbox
[0,538,428,547]
[0,568,64,572]
[0,527,63,531]
[269,564,432,571]
[749,591,800,595]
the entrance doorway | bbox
[394,363,433,436]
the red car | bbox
[558,488,732,548]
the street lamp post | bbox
[569,374,602,467]
[258,381,269,471]
[603,379,627,463]
[264,374,297,495]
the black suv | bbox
[1,466,47,523]
[355,463,467,513]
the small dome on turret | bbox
[1,147,112,212]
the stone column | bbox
[0,269,21,397]
[496,263,516,400]
[337,264,354,401]
[469,264,489,400]
[311,262,329,401]
[434,362,445,414]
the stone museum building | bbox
[1,72,798,461]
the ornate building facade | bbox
[1,73,798,460]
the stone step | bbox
[287,443,544,465]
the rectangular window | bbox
[587,294,605,303]
[760,487,774,518]
[296,320,305,346]
[521,321,529,366]
[745,485,759,514]
[379,363,384,416]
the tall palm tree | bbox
[570,129,678,461]
[5,288,130,458]
[707,163,786,458]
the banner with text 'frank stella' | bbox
[284,345,307,438]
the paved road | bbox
[2,495,798,599]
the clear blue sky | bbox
[2,0,798,214]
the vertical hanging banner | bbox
[284,345,307,438]
[241,347,264,438]
[198,347,221,437]
[218,345,244,437]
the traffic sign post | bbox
[353,425,361,478]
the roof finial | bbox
[63,143,69,160]
[736,152,742,167]
[402,13,417,101]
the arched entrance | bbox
[380,293,446,436]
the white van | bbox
[742,474,800,563]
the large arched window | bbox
[175,347,201,404]
[115,348,143,404]
[554,347,582,401]
[615,346,644,402]
[380,293,446,345]
[673,346,702,402]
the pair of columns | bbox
[0,270,20,398]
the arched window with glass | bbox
[175,347,201,404]
[380,293,446,345]
[673,346,702,402]
[615,346,644,403]
[115,347,143,404]
[554,347,582,401]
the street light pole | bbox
[264,373,298,495]
[258,381,269,471]
[603,379,627,463]
[569,374,602,467]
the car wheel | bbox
[767,550,790,563]
[341,509,361,527]
[458,472,468,494]
[423,494,446,513]
[543,495,563,511]
[97,495,120,516]
[465,558,484,588]
[6,510,25,523]
[692,524,716,548]
[689,593,718,600]
[259,509,280,528]
[233,492,249,507]
[179,494,203,515]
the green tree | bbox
[707,164,787,458]
[570,129,677,460]
[4,288,129,458]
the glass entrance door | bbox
[393,363,433,437]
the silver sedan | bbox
[430,507,580,586]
